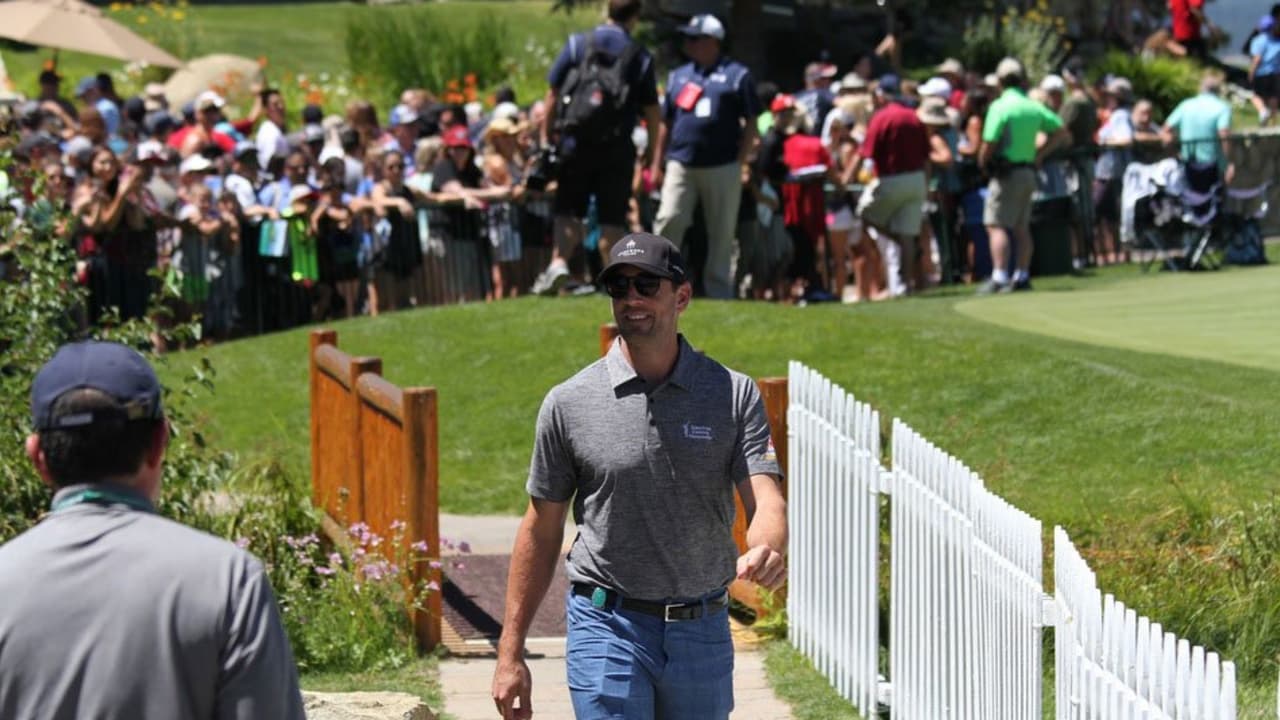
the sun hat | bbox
[135,139,167,165]
[483,116,524,142]
[838,73,868,93]
[598,232,687,285]
[916,97,951,127]
[31,341,163,431]
[996,57,1025,82]
[936,58,964,76]
[492,101,521,122]
[678,14,726,40]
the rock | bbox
[163,54,264,110]
[303,691,435,720]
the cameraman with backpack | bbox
[534,0,660,294]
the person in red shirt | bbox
[1168,0,1218,60]
[173,91,236,159]
[776,95,835,300]
[855,74,928,294]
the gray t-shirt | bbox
[0,484,305,720]
[528,336,780,600]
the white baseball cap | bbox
[679,14,726,40]
[1039,74,1066,93]
[179,154,214,175]
[194,90,225,112]
[919,77,953,99]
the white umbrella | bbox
[0,0,182,68]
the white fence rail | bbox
[1055,527,1237,720]
[786,361,882,717]
[784,361,1243,720]
[891,420,1045,720]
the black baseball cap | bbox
[31,341,164,431]
[598,232,687,285]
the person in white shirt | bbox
[255,89,290,176]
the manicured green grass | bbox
[2,1,595,102]
[161,265,1280,526]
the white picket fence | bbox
[784,362,1245,720]
[787,361,882,717]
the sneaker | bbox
[975,279,1011,295]
[1012,278,1033,292]
[532,263,570,296]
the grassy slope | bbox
[3,1,595,99]
[161,267,1280,529]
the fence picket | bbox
[784,362,1241,720]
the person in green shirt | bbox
[977,57,1070,293]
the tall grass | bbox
[345,6,510,107]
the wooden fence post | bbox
[402,386,442,651]
[730,376,789,615]
[309,329,337,511]
[599,323,619,356]
[344,355,381,523]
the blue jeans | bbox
[565,589,734,720]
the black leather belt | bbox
[572,583,728,622]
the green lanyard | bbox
[51,488,153,514]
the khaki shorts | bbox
[857,170,926,237]
[984,166,1037,229]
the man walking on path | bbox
[534,0,660,294]
[492,232,787,719]
[978,57,1070,294]
[651,15,761,299]
[0,341,305,720]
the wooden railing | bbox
[598,323,788,615]
[309,329,442,650]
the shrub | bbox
[960,0,1069,81]
[1086,51,1201,120]
[0,151,438,675]
[345,6,511,107]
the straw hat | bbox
[916,97,951,127]
[483,116,525,142]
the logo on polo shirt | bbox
[618,238,645,258]
[683,422,713,441]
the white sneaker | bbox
[532,263,570,296]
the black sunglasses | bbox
[604,273,664,299]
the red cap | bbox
[770,94,795,113]
[442,124,472,148]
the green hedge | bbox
[1087,51,1202,119]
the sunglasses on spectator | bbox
[604,273,664,299]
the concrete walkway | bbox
[437,514,794,720]
[440,638,791,720]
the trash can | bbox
[1030,195,1074,277]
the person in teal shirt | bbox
[1248,11,1280,125]
[1162,69,1234,181]
[977,57,1070,293]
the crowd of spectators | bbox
[0,3,1254,341]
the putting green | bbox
[954,265,1280,373]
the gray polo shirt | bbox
[0,483,305,720]
[528,335,780,600]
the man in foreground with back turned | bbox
[492,232,788,719]
[0,341,305,720]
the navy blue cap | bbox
[877,73,901,95]
[31,341,163,431]
[599,232,687,284]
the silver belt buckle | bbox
[664,602,683,623]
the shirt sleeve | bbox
[526,389,577,502]
[663,72,678,124]
[732,378,781,485]
[1165,103,1184,131]
[547,34,578,90]
[1039,103,1064,133]
[1216,105,1232,132]
[215,558,306,720]
[982,104,1005,144]
[1251,33,1266,57]
[738,68,762,121]
[859,114,880,161]
[633,51,660,109]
